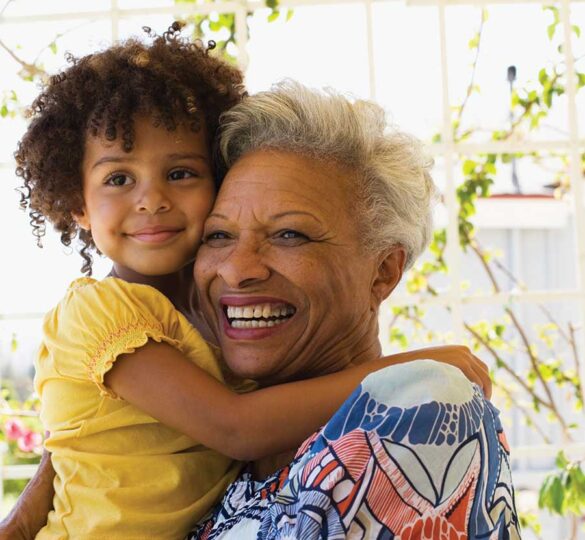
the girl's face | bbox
[77,115,215,277]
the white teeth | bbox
[231,318,288,329]
[225,302,295,322]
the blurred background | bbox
[0,0,584,537]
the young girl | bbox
[15,25,489,539]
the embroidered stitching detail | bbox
[87,320,181,399]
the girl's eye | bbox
[168,169,196,181]
[105,174,133,187]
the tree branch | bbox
[497,384,552,444]
[0,38,47,79]
[467,236,564,424]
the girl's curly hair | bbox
[15,22,246,275]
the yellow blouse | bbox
[34,277,242,540]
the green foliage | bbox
[176,0,291,63]
[0,90,18,119]
[0,381,43,496]
[539,452,585,518]
[394,6,585,530]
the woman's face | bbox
[195,149,404,383]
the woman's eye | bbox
[275,230,309,244]
[203,231,232,246]
[168,169,196,181]
[105,174,132,187]
[281,230,303,239]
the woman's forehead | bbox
[216,149,356,217]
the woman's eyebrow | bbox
[270,211,323,224]
[206,210,324,223]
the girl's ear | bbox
[371,245,406,306]
[72,209,91,231]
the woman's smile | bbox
[221,296,296,338]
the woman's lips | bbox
[220,296,296,340]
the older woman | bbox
[2,82,517,539]
[186,82,519,539]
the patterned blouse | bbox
[189,360,520,540]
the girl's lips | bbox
[127,228,183,244]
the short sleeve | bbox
[42,277,186,399]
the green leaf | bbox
[549,476,565,514]
[539,68,548,85]
[547,23,556,41]
[0,104,8,118]
[286,8,294,21]
[463,159,476,175]
[555,451,569,468]
[484,163,496,175]
[267,9,280,22]
[572,25,581,38]
[468,34,480,50]
[49,41,57,54]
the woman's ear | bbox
[371,246,406,305]
[72,209,90,231]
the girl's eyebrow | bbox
[91,155,136,170]
[167,152,209,162]
[90,152,208,170]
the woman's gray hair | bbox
[218,80,436,270]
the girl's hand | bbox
[383,346,492,399]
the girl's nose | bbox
[136,183,171,214]
[217,240,270,289]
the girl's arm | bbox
[105,342,489,461]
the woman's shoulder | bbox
[363,359,477,408]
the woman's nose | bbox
[136,182,171,214]
[217,240,270,289]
